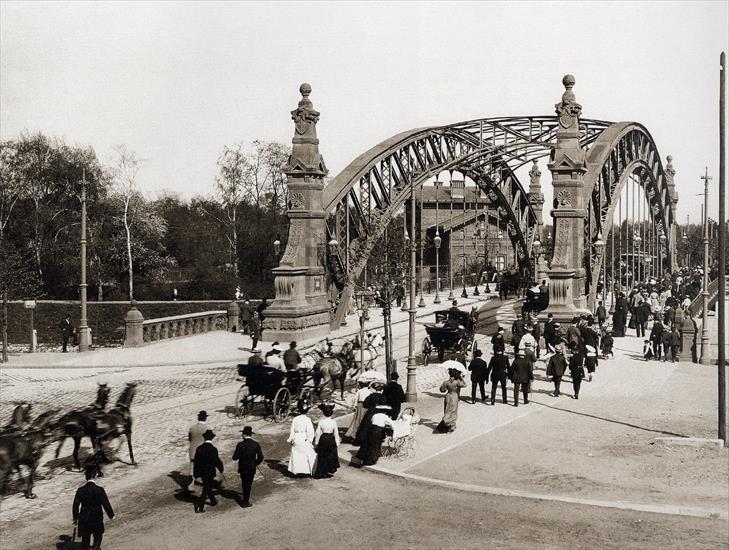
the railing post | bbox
[227,300,240,332]
[124,301,144,347]
[679,315,696,362]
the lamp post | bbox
[659,233,666,279]
[402,227,410,311]
[434,230,442,304]
[532,239,541,283]
[78,173,90,353]
[418,183,426,307]
[406,166,418,404]
[699,167,712,365]
[273,237,281,257]
[471,229,480,296]
[633,230,642,285]
[354,291,367,373]
[460,227,468,298]
[434,177,441,304]
[448,181,455,301]
[594,231,605,304]
[482,219,491,293]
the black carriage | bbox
[521,286,549,316]
[421,309,478,365]
[231,364,314,422]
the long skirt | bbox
[287,433,316,475]
[354,408,377,446]
[585,356,598,374]
[345,402,366,439]
[612,312,626,337]
[314,433,340,477]
[440,392,459,430]
[356,425,386,466]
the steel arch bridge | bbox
[322,116,676,326]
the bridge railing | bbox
[688,277,719,318]
[142,311,227,343]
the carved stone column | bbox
[544,75,591,321]
[665,155,678,271]
[262,84,331,341]
[528,160,547,279]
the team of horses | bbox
[0,382,137,499]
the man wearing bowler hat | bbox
[72,463,114,550]
[193,429,224,513]
[232,426,264,508]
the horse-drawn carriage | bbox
[521,285,549,316]
[421,309,478,365]
[231,364,314,422]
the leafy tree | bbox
[0,241,42,362]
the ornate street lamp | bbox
[402,229,410,311]
[471,229,480,296]
[460,227,468,298]
[532,238,542,282]
[434,229,442,304]
[273,236,281,257]
[594,231,605,303]
[659,233,666,277]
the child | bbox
[667,324,681,362]
[642,339,654,361]
[600,330,614,359]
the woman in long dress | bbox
[355,404,393,466]
[345,380,372,440]
[354,383,386,446]
[314,403,341,478]
[436,369,466,433]
[287,407,316,476]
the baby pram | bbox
[381,406,419,460]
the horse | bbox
[315,342,358,401]
[89,382,137,474]
[0,409,59,499]
[52,382,122,471]
[1,402,33,434]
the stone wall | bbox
[4,300,260,346]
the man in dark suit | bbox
[193,429,224,512]
[72,464,114,550]
[232,426,263,507]
[467,349,489,404]
[488,349,510,405]
[508,351,533,407]
[491,326,505,354]
[59,314,73,353]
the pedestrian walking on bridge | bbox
[188,410,208,485]
[467,349,489,404]
[488,349,509,405]
[232,426,263,507]
[72,464,114,550]
[193,430,224,513]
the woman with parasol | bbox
[436,361,467,433]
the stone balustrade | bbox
[141,311,226,344]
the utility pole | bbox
[406,163,418,404]
[700,167,712,365]
[79,172,90,352]
[717,51,726,444]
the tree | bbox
[109,145,143,300]
[0,242,42,362]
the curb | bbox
[337,452,728,521]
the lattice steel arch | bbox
[323,116,612,326]
[583,122,675,308]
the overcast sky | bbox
[1,1,727,225]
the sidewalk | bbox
[1,291,495,369]
[336,326,729,519]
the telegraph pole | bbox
[79,172,90,352]
[699,167,712,365]
[718,51,726,444]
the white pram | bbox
[381,406,419,459]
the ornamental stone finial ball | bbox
[300,83,312,97]
[562,74,576,89]
[667,154,673,162]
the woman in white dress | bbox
[287,406,316,476]
[345,380,372,440]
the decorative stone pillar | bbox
[124,301,144,347]
[544,75,591,322]
[226,300,240,332]
[665,155,678,271]
[528,159,547,279]
[679,316,696,362]
[262,84,331,341]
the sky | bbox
[1,1,727,225]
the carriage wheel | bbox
[272,387,291,423]
[297,387,313,412]
[421,337,432,365]
[437,347,445,362]
[231,385,253,418]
